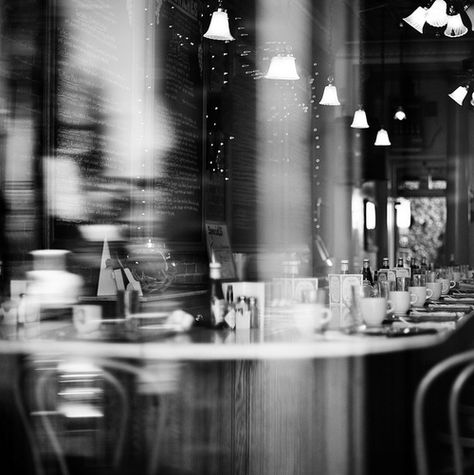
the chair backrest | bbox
[414,349,474,475]
[19,357,164,475]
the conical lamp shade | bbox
[264,55,300,80]
[403,6,428,33]
[319,84,340,106]
[350,109,369,128]
[374,128,391,146]
[425,0,448,27]
[203,8,234,41]
[448,85,468,105]
[444,14,468,37]
[466,5,474,31]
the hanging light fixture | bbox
[466,4,474,30]
[264,0,300,81]
[403,6,428,33]
[448,84,469,105]
[203,4,235,41]
[350,23,368,128]
[351,107,369,128]
[374,8,390,147]
[319,76,340,106]
[374,128,391,146]
[264,53,300,80]
[393,26,407,122]
[319,2,340,106]
[425,0,449,27]
[394,106,407,120]
[444,5,468,37]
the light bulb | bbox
[394,107,407,121]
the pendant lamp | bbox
[264,54,300,80]
[466,4,474,31]
[203,7,234,41]
[319,4,340,106]
[403,6,428,33]
[351,108,369,128]
[394,106,407,121]
[425,0,448,27]
[374,10,390,147]
[374,128,391,146]
[444,12,468,37]
[319,77,340,106]
[448,85,469,105]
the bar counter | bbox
[0,315,459,359]
[0,310,473,475]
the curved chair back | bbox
[414,349,474,475]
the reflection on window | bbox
[398,179,447,191]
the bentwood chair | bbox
[414,349,474,475]
[16,357,167,475]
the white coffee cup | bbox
[360,297,393,327]
[437,278,455,295]
[73,305,102,334]
[389,290,417,315]
[409,286,433,308]
[426,282,442,301]
[293,303,332,333]
[452,271,462,282]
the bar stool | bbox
[414,349,474,475]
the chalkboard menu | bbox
[50,0,133,240]
[48,0,204,245]
[153,0,203,243]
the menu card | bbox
[205,221,236,280]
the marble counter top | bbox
[0,311,462,360]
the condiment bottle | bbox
[340,259,349,274]
[249,297,259,329]
[209,262,227,329]
[362,258,373,283]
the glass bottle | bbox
[340,259,349,274]
[382,257,389,269]
[249,297,259,329]
[209,262,227,329]
[410,257,420,286]
[419,257,428,285]
[226,284,234,305]
[396,256,405,268]
[362,259,373,285]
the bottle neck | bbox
[210,264,222,280]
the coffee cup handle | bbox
[386,300,394,314]
[322,308,332,325]
[426,288,433,299]
[410,293,418,305]
[449,281,456,289]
